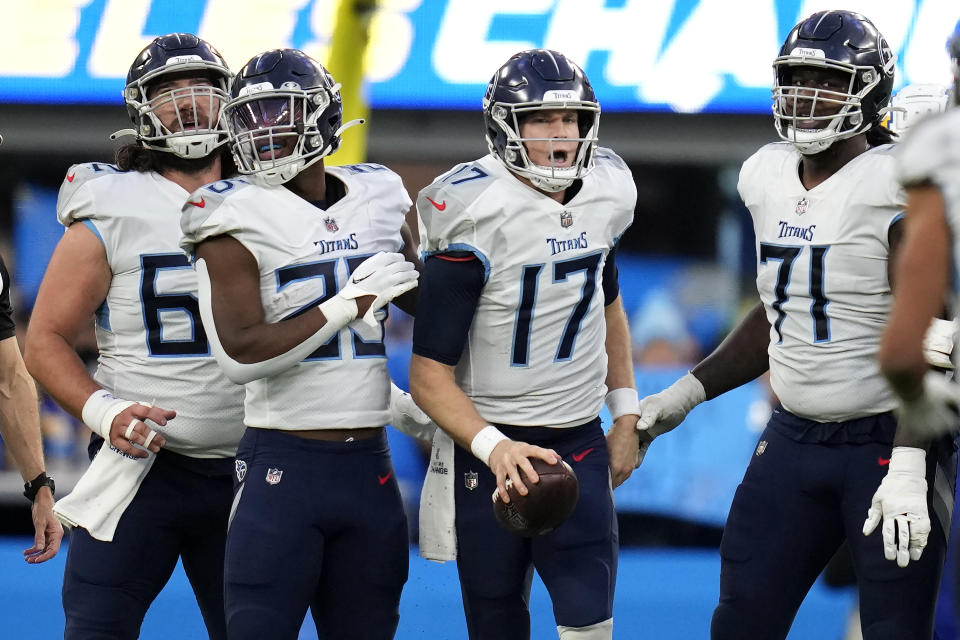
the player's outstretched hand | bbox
[862,447,930,568]
[488,439,560,504]
[109,404,173,459]
[338,252,419,326]
[607,414,640,488]
[24,490,62,563]
[636,373,705,466]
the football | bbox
[492,457,579,537]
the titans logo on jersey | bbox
[417,149,636,428]
[738,142,905,421]
[180,164,411,430]
[56,163,245,457]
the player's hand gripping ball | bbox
[492,457,579,536]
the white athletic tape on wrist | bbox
[81,389,136,440]
[470,425,508,467]
[889,446,926,474]
[605,388,639,422]
[923,318,956,369]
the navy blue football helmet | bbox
[773,11,895,154]
[224,49,360,185]
[123,33,231,159]
[483,49,599,192]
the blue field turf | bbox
[0,538,854,639]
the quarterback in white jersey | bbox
[638,11,953,639]
[410,49,639,640]
[24,34,244,640]
[183,49,418,640]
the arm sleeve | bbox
[602,245,620,306]
[412,253,485,365]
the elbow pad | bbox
[194,259,357,385]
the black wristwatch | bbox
[23,472,55,503]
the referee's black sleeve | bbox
[0,255,17,340]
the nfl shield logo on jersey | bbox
[795,198,808,215]
[464,471,479,491]
[755,441,768,456]
[324,216,339,232]
[265,468,283,485]
[560,210,573,228]
[235,459,247,482]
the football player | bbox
[409,49,639,640]
[636,11,953,639]
[179,49,419,640]
[876,15,960,631]
[23,34,245,639]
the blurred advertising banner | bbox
[1,0,956,112]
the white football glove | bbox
[923,318,956,370]
[337,252,419,327]
[636,373,706,466]
[389,382,437,441]
[895,371,960,439]
[862,447,930,568]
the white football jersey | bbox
[897,109,960,317]
[417,149,636,428]
[739,143,904,421]
[180,163,411,430]
[57,163,245,458]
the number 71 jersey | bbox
[417,150,636,428]
[739,142,904,421]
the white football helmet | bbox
[886,84,950,136]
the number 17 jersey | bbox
[738,142,904,422]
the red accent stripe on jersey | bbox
[437,255,476,262]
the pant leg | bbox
[178,470,233,640]
[454,442,534,640]
[62,462,184,640]
[533,424,617,630]
[848,439,954,640]
[711,426,845,640]
[223,430,324,640]
[310,438,409,640]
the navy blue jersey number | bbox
[759,243,830,343]
[140,254,209,357]
[276,257,386,361]
[511,252,602,366]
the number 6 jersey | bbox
[57,163,245,457]
[738,142,904,422]
[417,149,636,428]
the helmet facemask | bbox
[772,56,888,155]
[225,83,352,186]
[125,61,230,159]
[485,99,600,192]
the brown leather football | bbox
[492,457,579,537]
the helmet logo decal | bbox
[789,47,825,59]
[543,90,576,101]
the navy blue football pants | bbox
[224,428,408,640]
[62,446,234,640]
[454,418,618,640]
[712,417,954,640]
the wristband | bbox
[470,425,508,467]
[889,446,926,474]
[23,472,55,503]
[605,387,639,422]
[81,389,136,439]
[318,295,359,329]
